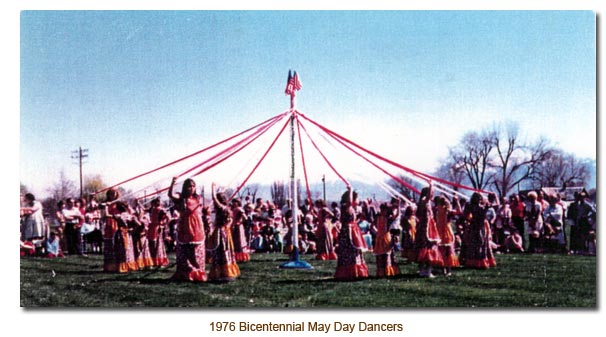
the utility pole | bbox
[71,146,88,199]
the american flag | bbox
[285,70,302,95]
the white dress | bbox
[23,201,45,239]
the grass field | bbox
[20,252,596,308]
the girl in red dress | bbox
[168,177,207,282]
[414,184,443,278]
[334,186,369,281]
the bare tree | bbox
[387,175,418,201]
[489,124,552,198]
[47,170,78,201]
[533,149,591,188]
[271,180,288,207]
[449,129,496,191]
[434,159,467,191]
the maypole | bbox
[280,70,312,270]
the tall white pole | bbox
[290,111,300,253]
[280,71,312,269]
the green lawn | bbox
[20,252,596,308]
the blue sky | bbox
[20,10,596,199]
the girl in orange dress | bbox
[435,196,459,276]
[168,177,207,282]
[132,207,154,270]
[373,203,400,277]
[413,184,443,278]
[113,202,138,273]
[148,198,169,267]
[207,183,240,281]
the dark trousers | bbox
[65,223,83,255]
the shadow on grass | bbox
[273,272,421,285]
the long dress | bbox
[114,215,138,273]
[435,205,459,268]
[172,196,207,282]
[133,216,154,269]
[103,204,119,272]
[373,214,400,277]
[401,216,417,261]
[208,204,240,281]
[463,203,497,269]
[315,216,337,260]
[413,201,443,267]
[22,201,45,240]
[231,207,251,262]
[334,206,369,280]
[148,207,169,267]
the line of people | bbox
[22,178,597,284]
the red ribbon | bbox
[228,117,291,200]
[97,111,288,195]
[298,112,489,195]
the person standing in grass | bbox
[230,198,251,262]
[101,189,120,272]
[334,186,369,281]
[113,201,138,273]
[147,198,169,267]
[313,199,337,261]
[132,206,154,270]
[207,183,240,281]
[168,177,207,282]
[463,192,497,269]
[373,203,400,277]
[414,184,443,278]
[435,196,459,276]
[401,205,417,262]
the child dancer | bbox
[148,198,169,267]
[374,203,400,277]
[435,196,459,276]
[207,183,240,281]
[334,186,369,281]
[414,184,443,278]
[168,177,207,282]
[113,202,138,273]
[314,199,337,260]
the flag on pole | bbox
[285,70,302,95]
[293,71,302,91]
